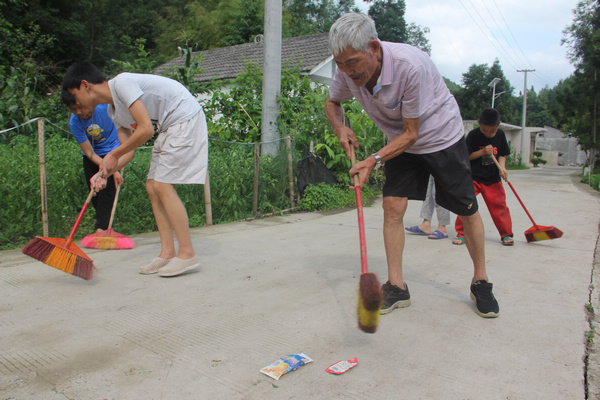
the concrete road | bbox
[1,166,598,400]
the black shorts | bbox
[382,137,478,216]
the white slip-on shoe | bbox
[139,257,171,275]
[158,256,200,277]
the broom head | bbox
[81,229,135,250]
[524,225,563,243]
[357,272,382,333]
[22,236,96,280]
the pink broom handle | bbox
[351,147,369,275]
[491,155,540,228]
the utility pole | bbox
[261,0,282,156]
[518,69,535,165]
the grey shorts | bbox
[148,111,208,184]
[383,137,478,216]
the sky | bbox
[356,0,581,94]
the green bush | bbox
[297,182,376,212]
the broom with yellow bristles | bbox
[22,188,96,280]
[81,169,134,250]
[350,148,383,333]
[492,155,563,242]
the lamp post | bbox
[488,77,501,108]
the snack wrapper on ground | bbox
[326,358,358,375]
[260,353,313,380]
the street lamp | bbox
[488,77,501,108]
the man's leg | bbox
[383,196,408,288]
[459,211,488,284]
[381,196,412,314]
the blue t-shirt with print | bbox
[69,104,120,156]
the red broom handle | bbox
[65,188,95,247]
[491,156,540,229]
[351,148,369,275]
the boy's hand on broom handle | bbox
[491,155,509,182]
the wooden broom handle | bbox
[107,168,124,230]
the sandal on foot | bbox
[452,237,465,245]
[428,230,448,239]
[405,225,430,236]
[502,236,514,246]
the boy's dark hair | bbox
[479,108,501,126]
[62,61,106,91]
[61,89,76,106]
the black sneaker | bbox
[380,281,411,314]
[470,280,499,318]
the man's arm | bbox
[350,116,420,187]
[325,96,358,159]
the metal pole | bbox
[261,0,282,156]
[518,69,535,165]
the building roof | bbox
[154,32,331,82]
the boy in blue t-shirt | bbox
[61,90,124,233]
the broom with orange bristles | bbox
[492,155,563,242]
[22,188,96,280]
[350,147,383,333]
[81,169,134,250]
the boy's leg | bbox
[479,182,513,239]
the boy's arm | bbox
[78,141,103,166]
[469,145,493,161]
[100,99,152,177]
[498,155,508,181]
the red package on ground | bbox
[325,358,358,375]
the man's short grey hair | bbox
[328,13,378,57]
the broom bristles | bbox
[81,229,135,249]
[22,236,96,280]
[359,272,382,311]
[524,225,563,243]
[357,273,382,333]
[357,291,380,333]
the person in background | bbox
[453,108,514,247]
[61,90,125,234]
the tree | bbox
[454,59,516,123]
[367,0,407,43]
[562,0,600,163]
[282,0,358,37]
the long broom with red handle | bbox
[81,169,135,250]
[22,188,96,280]
[492,156,563,242]
[350,147,383,333]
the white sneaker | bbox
[139,257,171,274]
[158,256,200,277]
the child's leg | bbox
[479,182,513,239]
[146,179,195,260]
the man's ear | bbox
[368,39,380,52]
